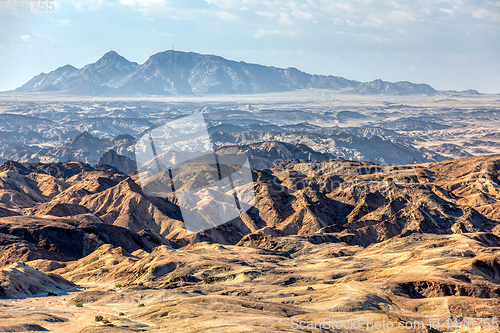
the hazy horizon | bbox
[1,0,499,93]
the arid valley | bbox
[0,91,499,332]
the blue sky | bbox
[1,0,499,93]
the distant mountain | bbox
[215,141,336,169]
[210,125,445,165]
[18,65,78,92]
[0,116,444,167]
[14,50,436,96]
[17,51,138,95]
[355,79,436,95]
[37,132,106,164]
[27,132,138,165]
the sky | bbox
[0,0,499,93]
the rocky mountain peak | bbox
[12,50,440,96]
[97,50,124,63]
[91,50,138,70]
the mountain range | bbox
[0,153,499,331]
[13,50,437,96]
[0,154,498,250]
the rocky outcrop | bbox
[96,149,137,175]
[215,141,336,169]
[0,216,170,267]
[0,262,75,298]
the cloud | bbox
[472,7,500,22]
[117,0,172,17]
[119,0,167,6]
[115,0,210,17]
[67,0,105,10]
[215,10,238,21]
[291,10,313,20]
[19,34,30,42]
[58,19,71,26]
[62,0,500,28]
[204,0,250,9]
[253,28,294,38]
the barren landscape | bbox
[1,91,499,166]
[2,0,500,330]
[0,90,499,332]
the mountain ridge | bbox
[13,50,437,96]
[0,153,498,248]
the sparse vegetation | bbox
[138,303,145,307]
[75,302,83,307]
[47,291,57,296]
[115,283,122,288]
[95,315,103,322]
[118,312,124,316]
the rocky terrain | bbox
[0,153,498,331]
[0,92,499,167]
[0,88,499,332]
[0,154,498,248]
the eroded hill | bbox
[0,155,498,332]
